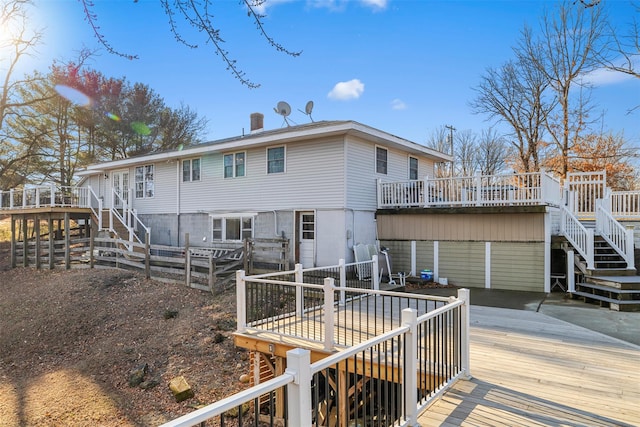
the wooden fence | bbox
[11,227,289,292]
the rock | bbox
[239,374,250,383]
[168,376,194,402]
[128,363,148,387]
[139,377,160,390]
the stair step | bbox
[572,291,640,305]
[578,282,640,294]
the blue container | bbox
[420,269,433,281]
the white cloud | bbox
[582,67,635,86]
[360,0,388,10]
[328,79,365,100]
[391,98,407,110]
[250,0,294,15]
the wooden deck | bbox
[418,306,640,426]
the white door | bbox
[299,212,315,268]
[112,170,129,209]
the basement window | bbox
[211,215,254,241]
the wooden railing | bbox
[162,287,471,427]
[377,171,561,209]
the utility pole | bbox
[445,125,456,176]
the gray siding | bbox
[491,242,545,292]
[439,242,485,288]
[179,137,346,213]
[415,241,435,272]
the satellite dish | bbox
[299,100,315,122]
[275,101,291,117]
[274,101,292,126]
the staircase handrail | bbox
[560,205,595,270]
[110,189,144,247]
[86,186,103,228]
[595,201,635,270]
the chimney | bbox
[250,112,264,133]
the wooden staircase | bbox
[566,233,640,311]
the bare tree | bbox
[471,56,552,172]
[477,128,509,176]
[425,126,453,177]
[519,0,610,179]
[455,130,478,176]
[79,0,301,88]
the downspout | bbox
[176,160,181,247]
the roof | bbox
[79,120,452,174]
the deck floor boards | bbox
[417,306,640,426]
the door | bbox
[112,170,129,209]
[298,211,315,268]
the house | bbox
[76,115,452,267]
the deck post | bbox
[458,288,472,379]
[90,218,95,269]
[295,263,304,318]
[323,277,335,351]
[236,270,247,333]
[567,250,575,293]
[64,212,70,269]
[48,216,54,269]
[10,216,16,268]
[35,216,41,269]
[22,217,28,267]
[402,308,419,426]
[338,258,346,305]
[286,348,312,427]
[372,255,380,291]
[625,226,635,270]
[410,241,417,276]
[586,228,595,270]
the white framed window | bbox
[409,156,418,180]
[135,164,154,198]
[223,152,246,178]
[267,146,285,174]
[182,158,201,182]
[210,215,255,241]
[376,147,388,175]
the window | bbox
[211,215,254,241]
[135,164,154,198]
[182,158,201,182]
[267,146,285,174]
[409,156,418,180]
[223,152,245,178]
[376,147,388,174]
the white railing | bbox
[110,188,147,246]
[560,206,594,270]
[596,202,635,270]
[378,171,562,209]
[87,186,103,228]
[566,171,606,219]
[610,190,640,219]
[162,288,470,427]
[0,185,91,210]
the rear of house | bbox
[78,118,449,267]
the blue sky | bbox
[22,0,640,146]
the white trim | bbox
[433,241,439,282]
[410,240,417,276]
[485,242,491,289]
[79,121,452,172]
[544,209,551,293]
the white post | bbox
[410,241,417,277]
[567,250,575,293]
[339,258,346,305]
[423,176,430,208]
[402,309,419,426]
[485,242,491,289]
[372,255,380,291]
[323,277,335,351]
[295,263,304,317]
[376,178,383,208]
[586,228,595,270]
[9,189,14,209]
[475,173,483,207]
[51,184,56,206]
[286,348,312,427]
[458,288,472,379]
[35,187,40,208]
[22,188,26,208]
[236,270,247,333]
[625,225,635,270]
[433,241,439,282]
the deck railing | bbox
[596,202,635,270]
[377,171,561,209]
[162,289,470,427]
[0,185,91,210]
[561,206,595,270]
[610,190,640,220]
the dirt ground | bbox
[0,241,249,426]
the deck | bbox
[418,306,640,426]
